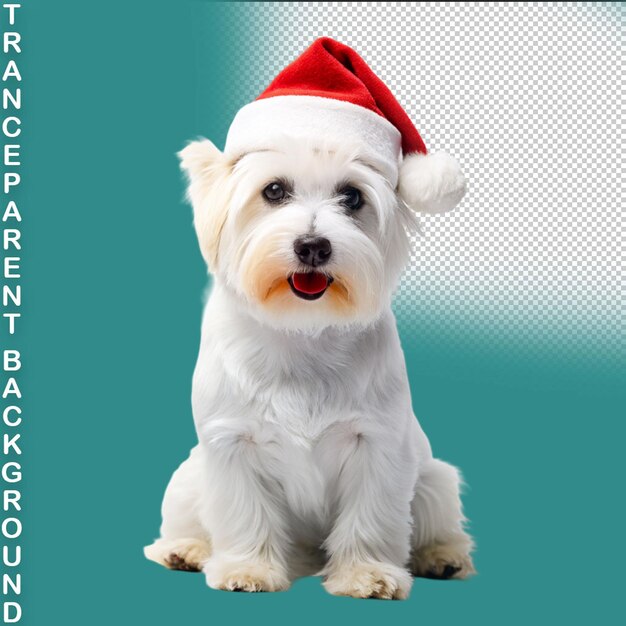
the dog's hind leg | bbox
[144,445,212,572]
[409,458,475,579]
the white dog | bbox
[145,38,474,600]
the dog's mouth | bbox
[287,272,333,301]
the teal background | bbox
[12,1,624,624]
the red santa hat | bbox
[224,37,466,214]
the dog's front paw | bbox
[144,537,212,572]
[411,540,475,579]
[204,558,290,592]
[323,561,412,600]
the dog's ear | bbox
[178,139,231,270]
[179,139,223,181]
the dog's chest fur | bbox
[192,287,410,443]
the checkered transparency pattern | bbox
[200,3,625,358]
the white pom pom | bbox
[398,151,467,214]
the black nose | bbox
[294,237,332,267]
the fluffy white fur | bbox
[398,151,467,214]
[224,96,403,185]
[144,140,474,599]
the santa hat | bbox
[224,37,466,214]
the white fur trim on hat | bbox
[224,95,402,185]
[398,151,466,214]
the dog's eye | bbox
[339,186,363,211]
[263,182,286,203]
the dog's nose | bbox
[294,237,332,267]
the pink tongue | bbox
[292,272,329,295]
